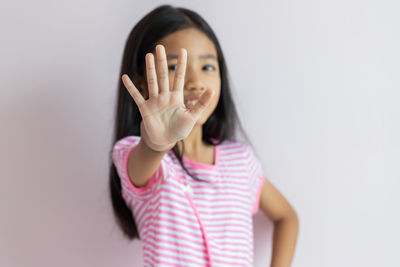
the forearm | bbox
[270,215,299,267]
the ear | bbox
[134,75,149,100]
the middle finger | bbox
[155,44,169,94]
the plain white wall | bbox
[1,0,399,266]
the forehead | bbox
[158,28,217,58]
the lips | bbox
[184,94,202,109]
[184,94,202,101]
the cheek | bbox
[197,90,220,124]
[204,84,220,115]
[207,77,221,108]
[211,78,221,104]
[210,88,220,110]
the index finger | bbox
[121,74,145,107]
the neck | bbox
[178,124,206,155]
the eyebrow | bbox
[166,54,217,60]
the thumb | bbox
[189,89,215,118]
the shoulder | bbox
[113,135,174,161]
[219,140,262,168]
[113,135,140,148]
[217,139,250,159]
[112,135,173,164]
[112,136,142,161]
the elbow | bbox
[276,208,299,224]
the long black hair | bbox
[109,4,253,240]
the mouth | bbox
[185,99,198,109]
[184,94,202,109]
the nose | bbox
[184,68,205,92]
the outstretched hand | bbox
[121,44,214,152]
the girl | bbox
[109,5,298,267]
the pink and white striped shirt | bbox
[112,135,266,267]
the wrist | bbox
[140,137,175,153]
[140,121,176,152]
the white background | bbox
[1,0,399,266]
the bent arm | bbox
[258,179,299,267]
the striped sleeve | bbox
[244,144,267,215]
[112,135,171,201]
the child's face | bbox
[142,28,221,125]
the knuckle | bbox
[157,55,164,62]
[158,72,167,80]
[147,77,156,84]
[146,65,154,72]
[175,72,185,80]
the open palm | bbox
[121,44,214,152]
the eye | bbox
[168,64,177,71]
[203,65,215,71]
